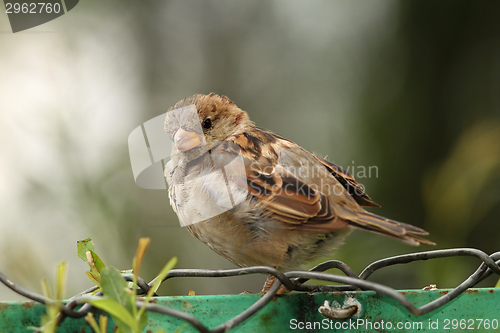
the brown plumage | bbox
[164,93,434,290]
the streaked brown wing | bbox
[315,156,380,208]
[228,129,433,246]
[243,163,348,230]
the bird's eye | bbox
[202,118,212,129]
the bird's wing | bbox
[245,162,347,229]
[315,156,380,208]
[227,130,433,246]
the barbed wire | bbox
[1,248,499,333]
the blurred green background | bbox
[1,0,499,301]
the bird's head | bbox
[165,93,251,153]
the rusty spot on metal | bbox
[488,289,495,294]
[465,289,479,294]
[260,306,278,327]
[181,300,194,310]
[22,301,36,309]
[439,290,449,295]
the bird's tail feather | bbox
[345,210,435,246]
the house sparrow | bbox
[164,93,434,291]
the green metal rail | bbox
[1,288,499,333]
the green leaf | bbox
[89,250,107,273]
[138,311,148,332]
[99,315,109,333]
[99,268,141,333]
[495,278,500,288]
[85,313,101,333]
[151,257,178,294]
[87,298,136,331]
[30,262,67,333]
[55,261,68,300]
[77,238,94,261]
[137,257,177,321]
[85,270,101,287]
[100,267,134,314]
[132,238,151,279]
[41,278,51,299]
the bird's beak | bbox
[174,128,202,152]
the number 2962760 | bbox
[5,2,62,14]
